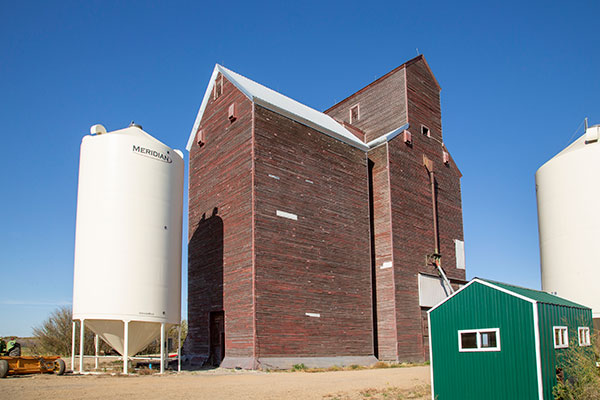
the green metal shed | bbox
[428,278,593,400]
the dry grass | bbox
[324,384,431,400]
[137,368,158,375]
[371,361,390,369]
[276,361,427,373]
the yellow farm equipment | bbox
[0,356,66,378]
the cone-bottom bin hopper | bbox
[85,320,172,357]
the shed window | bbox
[578,327,591,346]
[350,104,360,123]
[460,332,477,349]
[458,328,501,352]
[554,326,569,349]
[481,331,498,348]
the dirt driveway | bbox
[0,366,430,400]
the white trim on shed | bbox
[532,301,544,400]
[428,278,544,400]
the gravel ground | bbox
[0,365,430,400]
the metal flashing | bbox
[366,123,410,149]
[187,65,412,153]
[253,97,369,151]
[186,66,220,150]
[187,64,369,151]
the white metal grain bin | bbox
[72,124,184,371]
[536,124,600,323]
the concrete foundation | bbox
[220,356,379,370]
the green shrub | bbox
[552,333,600,400]
[292,363,307,371]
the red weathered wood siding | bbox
[326,56,464,362]
[253,105,374,357]
[387,58,464,362]
[368,144,398,361]
[187,75,255,358]
[325,66,408,143]
[405,58,443,143]
[405,60,464,284]
[187,56,464,366]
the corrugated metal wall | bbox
[430,282,538,399]
[537,303,593,400]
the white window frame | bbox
[553,326,569,349]
[458,328,501,352]
[578,327,591,347]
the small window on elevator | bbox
[213,75,224,100]
[350,104,360,124]
[421,125,430,137]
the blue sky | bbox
[1,1,598,336]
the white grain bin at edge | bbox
[73,124,184,357]
[536,124,600,321]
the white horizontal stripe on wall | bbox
[276,210,298,220]
[380,261,392,269]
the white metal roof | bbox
[186,64,370,151]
